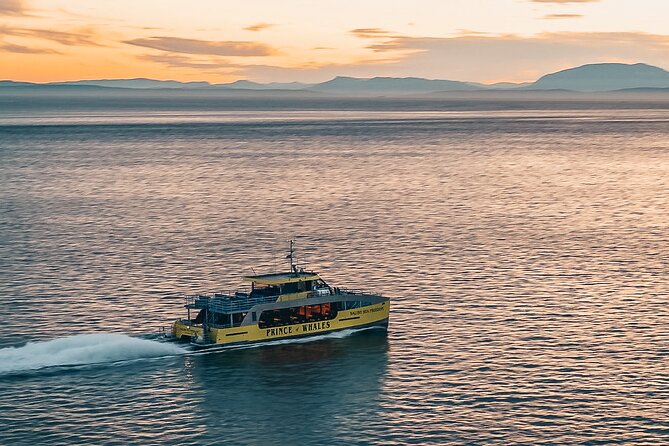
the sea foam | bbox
[0,333,185,374]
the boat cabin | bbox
[184,270,333,332]
[244,271,327,301]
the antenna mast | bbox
[287,239,297,273]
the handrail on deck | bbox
[337,288,384,297]
[185,292,277,313]
[184,287,383,314]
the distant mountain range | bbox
[526,63,669,92]
[2,63,669,95]
[311,76,479,94]
[55,78,212,89]
[222,80,312,90]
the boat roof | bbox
[243,271,320,285]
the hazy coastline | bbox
[2,89,669,118]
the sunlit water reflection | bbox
[1,105,669,444]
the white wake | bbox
[0,333,186,374]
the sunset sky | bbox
[1,0,668,84]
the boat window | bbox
[340,301,372,310]
[232,312,247,326]
[297,281,313,292]
[193,309,205,324]
[281,282,299,294]
[281,280,313,294]
[342,301,361,310]
[258,303,338,328]
[213,312,231,326]
[250,283,280,297]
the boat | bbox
[171,240,390,347]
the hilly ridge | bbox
[527,63,669,92]
[2,63,669,95]
[310,76,478,94]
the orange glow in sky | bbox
[1,0,668,83]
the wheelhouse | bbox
[245,271,324,302]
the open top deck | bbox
[243,271,320,285]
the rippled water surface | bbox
[2,101,669,444]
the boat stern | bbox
[172,319,203,342]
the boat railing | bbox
[184,287,383,314]
[185,292,278,313]
[336,288,384,297]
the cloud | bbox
[350,28,403,39]
[0,0,24,16]
[531,0,598,3]
[244,23,274,32]
[138,30,669,84]
[209,56,416,83]
[138,53,243,72]
[0,42,59,54]
[543,13,584,19]
[125,36,276,56]
[344,31,669,83]
[22,28,99,46]
[0,26,101,46]
[454,30,498,36]
[138,47,399,82]
[349,28,419,58]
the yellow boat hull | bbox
[172,300,389,346]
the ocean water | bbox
[1,99,669,444]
